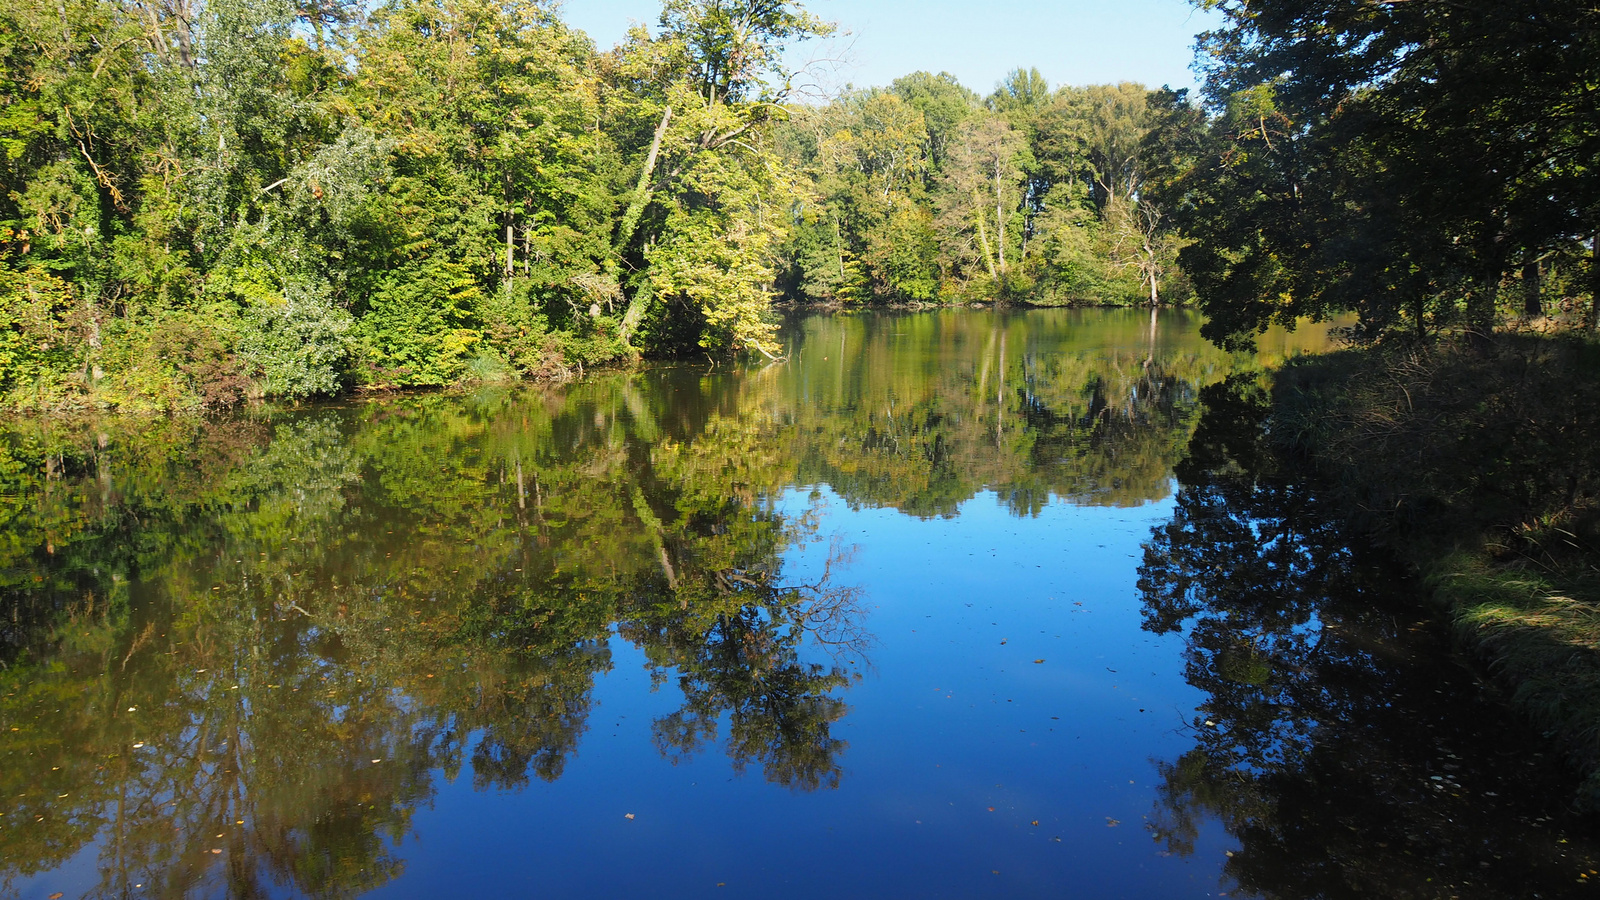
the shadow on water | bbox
[1139,375,1600,899]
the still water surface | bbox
[1,309,1595,898]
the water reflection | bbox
[1138,376,1600,899]
[0,310,1333,896]
[0,399,868,895]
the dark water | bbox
[1,309,1594,899]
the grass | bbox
[1272,330,1600,809]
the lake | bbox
[1,309,1594,899]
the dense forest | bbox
[3,0,1597,411]
[774,73,1187,309]
[0,0,1201,411]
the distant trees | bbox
[774,71,1193,308]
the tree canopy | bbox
[1159,0,1600,348]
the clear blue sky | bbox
[557,0,1218,96]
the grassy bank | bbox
[1272,331,1600,807]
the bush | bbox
[354,259,481,387]
[236,283,355,399]
[0,264,89,408]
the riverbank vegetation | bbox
[1270,337,1600,806]
[1,0,1204,412]
[1166,0,1600,806]
[1,0,833,410]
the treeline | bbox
[772,73,1190,309]
[0,0,840,410]
[0,0,1206,411]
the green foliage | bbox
[356,258,481,386]
[238,291,355,398]
[1169,0,1600,347]
[775,76,1186,307]
[0,264,88,406]
[0,0,842,409]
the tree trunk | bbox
[994,156,1006,275]
[973,195,998,279]
[617,106,673,345]
[833,213,844,279]
[1522,257,1541,318]
[1588,234,1599,331]
[1467,267,1499,335]
[616,106,673,254]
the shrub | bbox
[236,283,355,399]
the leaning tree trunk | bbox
[617,106,673,345]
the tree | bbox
[1172,0,1600,347]
[937,116,1028,283]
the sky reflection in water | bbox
[2,309,1595,899]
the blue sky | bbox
[558,0,1219,97]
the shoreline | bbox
[1270,332,1600,809]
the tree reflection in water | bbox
[0,310,1339,897]
[0,394,870,897]
[1138,376,1600,899]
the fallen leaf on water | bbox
[211,848,222,854]
[1106,818,1120,827]
[625,813,635,819]
[49,894,63,899]
[987,807,995,812]
[1033,659,1045,664]
[1031,820,1040,826]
